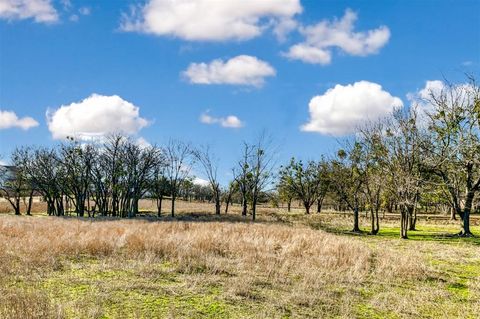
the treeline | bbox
[0,133,275,220]
[1,76,479,238]
[277,76,480,238]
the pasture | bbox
[0,201,479,318]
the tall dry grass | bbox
[0,216,427,281]
[0,215,435,318]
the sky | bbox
[0,0,479,185]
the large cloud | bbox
[120,0,302,41]
[302,81,403,136]
[183,55,276,87]
[0,0,58,23]
[200,111,243,128]
[284,9,390,65]
[0,110,39,130]
[46,94,149,140]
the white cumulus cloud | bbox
[302,81,403,136]
[120,0,302,41]
[0,110,39,130]
[200,111,244,128]
[193,177,210,187]
[46,94,149,140]
[284,9,390,65]
[183,55,276,87]
[0,0,58,23]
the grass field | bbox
[0,201,479,318]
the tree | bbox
[58,137,95,217]
[122,140,160,218]
[164,140,192,217]
[357,121,389,235]
[278,158,325,215]
[329,146,364,233]
[193,146,222,215]
[102,134,127,217]
[316,159,330,213]
[233,142,254,217]
[383,109,425,239]
[23,147,65,216]
[151,160,169,217]
[248,134,276,221]
[423,77,480,236]
[277,177,295,212]
[0,165,22,215]
[223,181,238,214]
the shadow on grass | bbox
[54,211,293,227]
[311,222,480,245]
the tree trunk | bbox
[400,206,409,239]
[14,197,21,215]
[157,195,163,217]
[352,206,360,232]
[215,192,221,215]
[408,205,417,231]
[370,208,379,235]
[242,196,247,216]
[225,198,230,214]
[26,190,34,216]
[317,198,323,213]
[287,199,291,212]
[305,204,310,215]
[171,194,176,217]
[459,192,474,237]
[130,198,138,218]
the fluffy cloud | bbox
[200,112,244,128]
[302,81,403,136]
[183,55,276,87]
[284,9,390,65]
[120,0,302,41]
[193,177,210,186]
[0,110,39,130]
[284,44,331,65]
[0,0,58,23]
[46,94,149,140]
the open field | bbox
[0,202,479,318]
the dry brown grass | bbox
[0,212,479,318]
[0,216,426,281]
[0,215,426,318]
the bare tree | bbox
[233,142,254,217]
[248,133,276,221]
[193,145,222,214]
[58,137,95,217]
[164,140,192,217]
[357,121,389,235]
[383,109,425,239]
[103,134,127,217]
[0,165,22,215]
[122,140,160,218]
[151,157,169,217]
[22,147,65,216]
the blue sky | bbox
[0,0,479,184]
